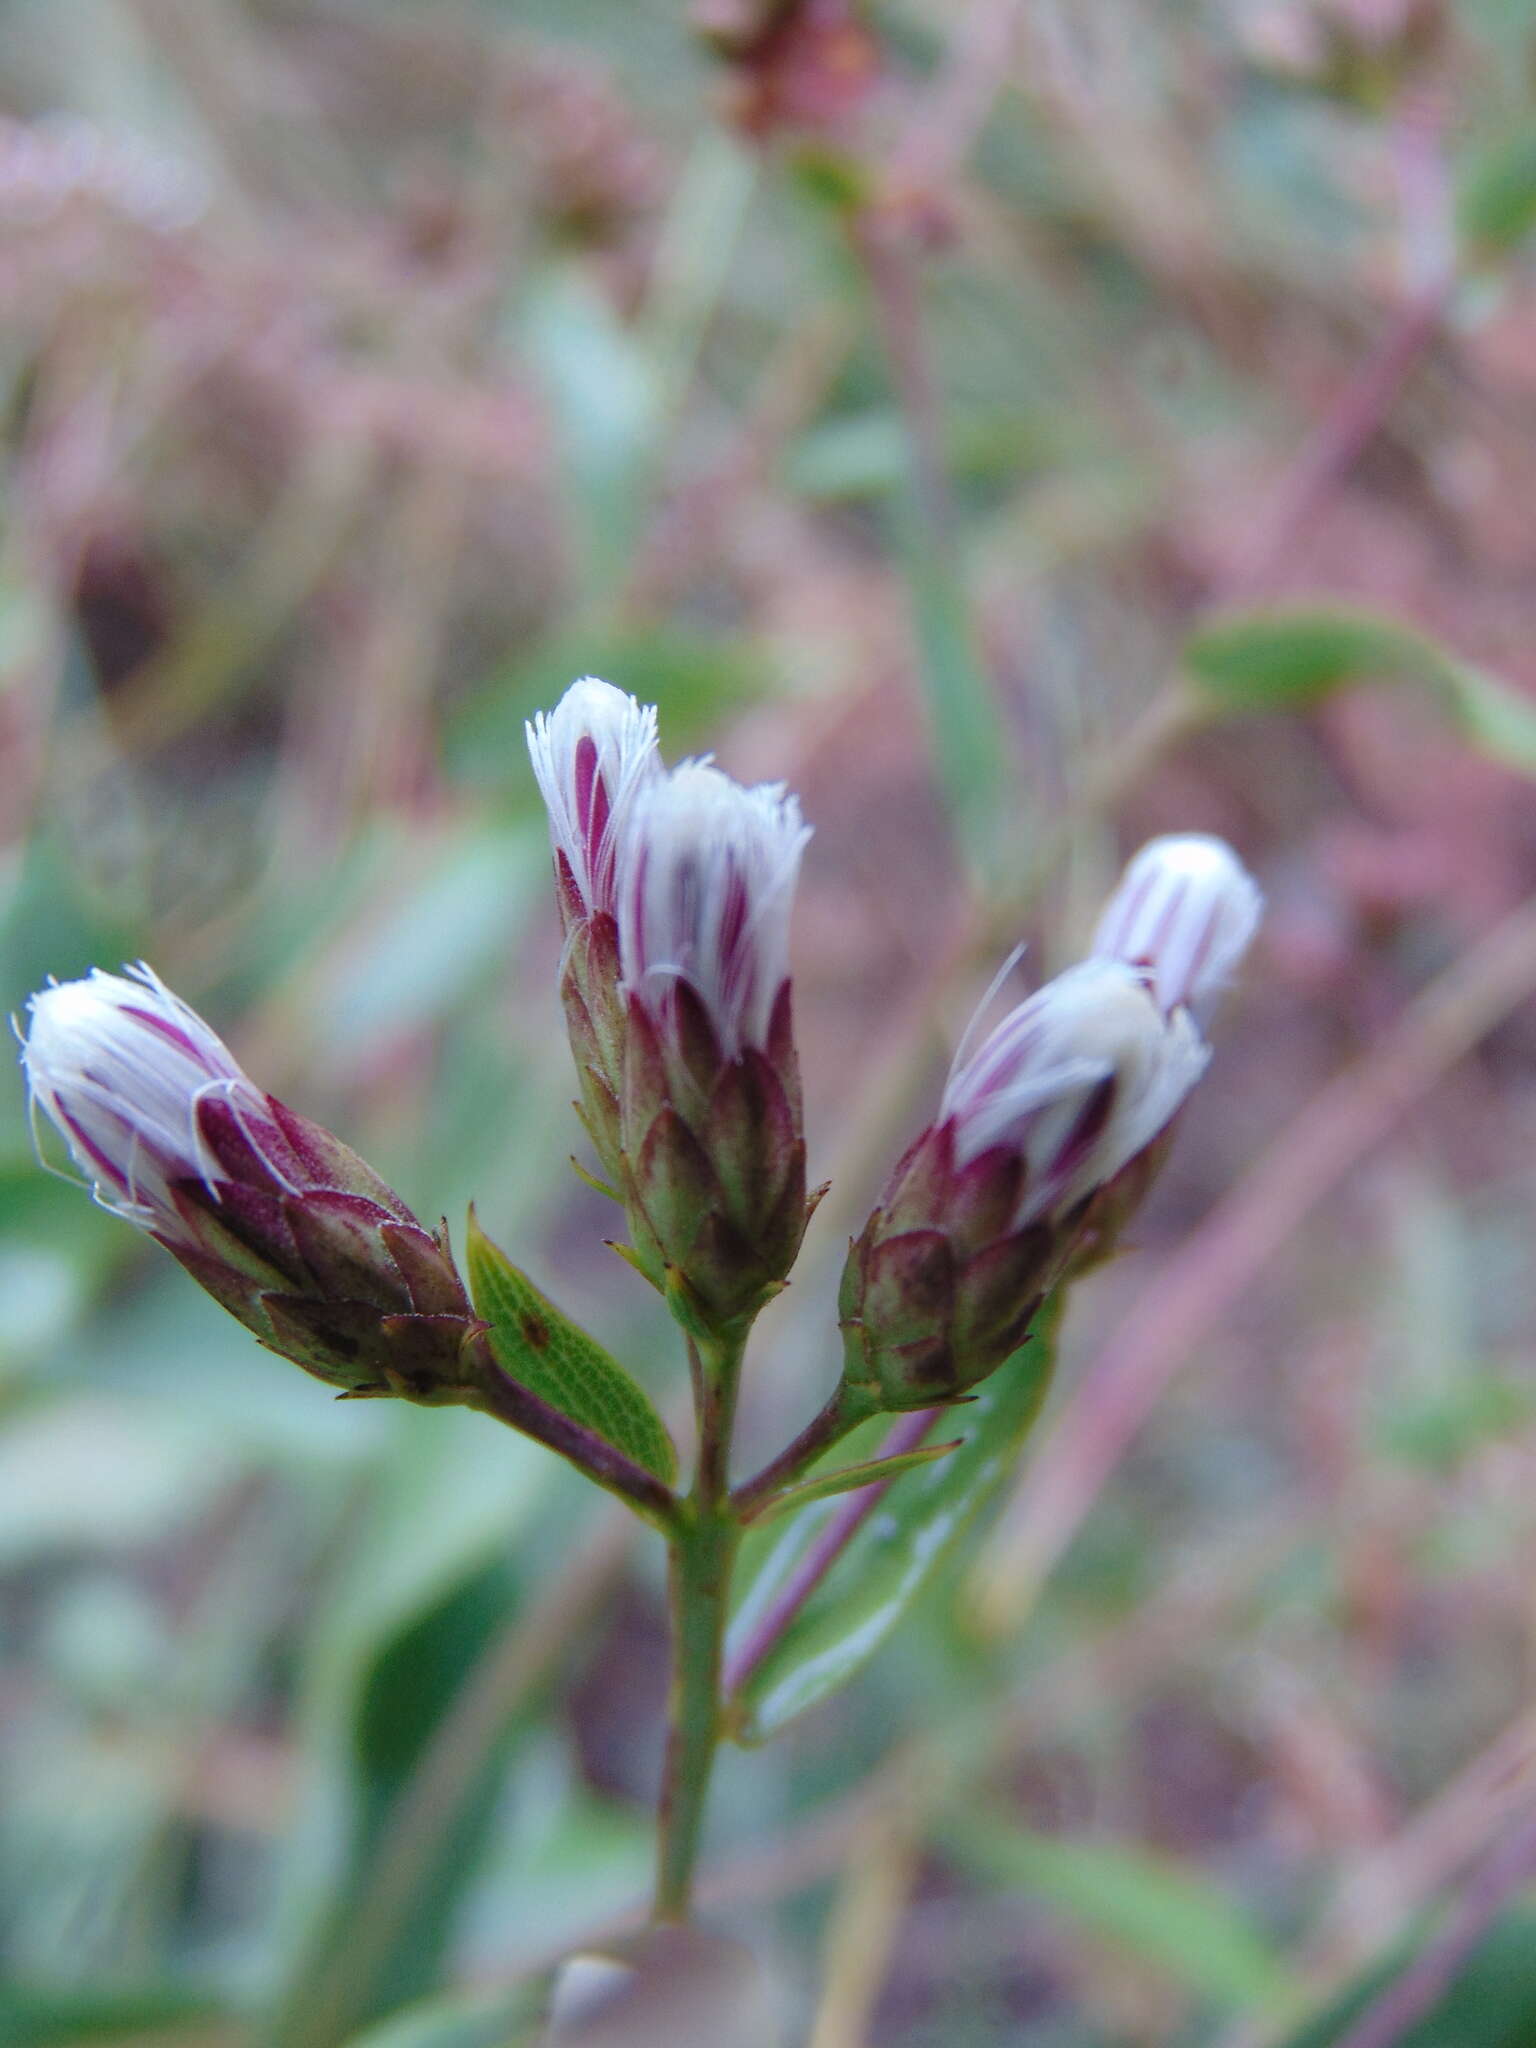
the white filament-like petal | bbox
[19,963,260,1236]
[526,676,660,918]
[617,759,811,1056]
[942,958,1209,1221]
[1090,833,1262,1020]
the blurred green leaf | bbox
[1185,605,1536,775]
[0,1398,239,1564]
[271,1551,525,2048]
[1381,1368,1533,1470]
[730,1298,1062,1742]
[1185,608,1449,710]
[0,1982,233,2047]
[466,1212,677,1484]
[312,826,543,1064]
[889,468,1011,872]
[1277,1909,1536,2048]
[446,626,770,793]
[521,268,659,596]
[1459,129,1536,253]
[786,405,1050,502]
[942,1817,1298,2011]
[340,1983,543,2048]
[266,1415,555,2048]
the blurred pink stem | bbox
[1225,91,1454,601]
[724,1408,940,1698]
[1224,277,1451,600]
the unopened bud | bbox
[1090,832,1262,1021]
[616,761,812,1326]
[840,959,1212,1408]
[528,677,662,1186]
[20,966,479,1398]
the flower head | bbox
[21,964,280,1241]
[1090,833,1262,1020]
[609,760,813,1325]
[526,677,660,922]
[941,958,1209,1226]
[19,964,478,1395]
[617,760,810,1060]
[839,852,1260,1412]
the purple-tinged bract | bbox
[20,965,480,1397]
[614,761,813,1326]
[841,843,1261,1409]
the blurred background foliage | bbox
[6,1,1536,2043]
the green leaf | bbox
[271,1549,528,2045]
[1276,1908,1536,2048]
[1459,129,1536,255]
[338,1982,543,2048]
[887,480,1011,872]
[745,1439,963,1525]
[1184,605,1536,777]
[265,1413,556,2047]
[1184,608,1447,711]
[465,1211,677,1485]
[520,266,659,597]
[941,1817,1298,2012]
[729,1297,1062,1742]
[445,624,770,794]
[0,1982,233,2047]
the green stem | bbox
[465,1339,679,1533]
[654,1498,739,1922]
[731,1381,874,1521]
[653,1328,746,1923]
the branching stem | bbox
[653,1326,748,1922]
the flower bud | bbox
[20,966,480,1398]
[1090,833,1262,1021]
[615,761,812,1327]
[527,678,661,1187]
[840,960,1211,1408]
[526,676,660,928]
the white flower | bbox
[526,677,660,919]
[617,760,811,1056]
[941,958,1209,1223]
[1090,833,1262,1020]
[18,964,271,1238]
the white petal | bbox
[617,759,810,1056]
[1090,833,1262,1019]
[20,965,255,1235]
[944,958,1209,1219]
[525,677,660,917]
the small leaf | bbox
[1184,605,1536,777]
[466,1211,677,1485]
[1275,1908,1536,2048]
[1459,129,1536,255]
[1184,607,1443,711]
[941,1818,1298,2012]
[730,1296,1063,1742]
[335,1978,543,2048]
[745,1440,963,1526]
[0,1982,232,2047]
